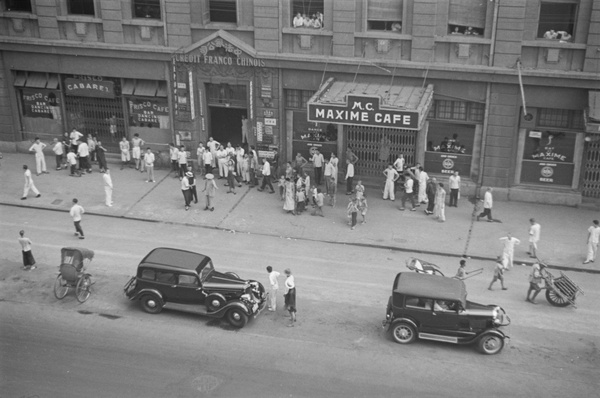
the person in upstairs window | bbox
[293,12,304,28]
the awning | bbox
[156,81,168,97]
[307,78,434,131]
[25,72,48,88]
[46,74,59,89]
[13,71,26,87]
[585,91,600,134]
[134,80,158,97]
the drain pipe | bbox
[477,0,500,190]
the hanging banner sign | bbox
[308,95,419,129]
[64,78,115,98]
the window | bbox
[6,0,32,12]
[156,271,176,283]
[140,269,156,280]
[209,0,237,23]
[537,2,577,40]
[405,296,432,310]
[429,100,484,123]
[291,0,324,28]
[538,108,583,129]
[178,274,199,286]
[367,0,402,32]
[448,0,486,36]
[285,89,315,109]
[133,0,161,19]
[68,0,95,16]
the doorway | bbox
[208,107,247,147]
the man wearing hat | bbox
[181,171,192,210]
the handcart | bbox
[539,261,584,308]
[54,247,95,303]
[405,257,445,276]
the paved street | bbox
[1,207,599,397]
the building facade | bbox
[1,0,599,204]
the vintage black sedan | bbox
[124,248,267,328]
[382,272,510,355]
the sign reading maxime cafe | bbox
[308,94,420,129]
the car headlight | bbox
[492,306,501,325]
[241,293,252,301]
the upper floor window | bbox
[367,0,402,32]
[292,0,324,29]
[285,89,315,109]
[68,0,95,16]
[5,0,32,12]
[209,0,237,23]
[537,2,576,42]
[133,0,161,19]
[447,0,486,36]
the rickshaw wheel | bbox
[54,274,69,299]
[76,275,92,303]
[545,289,572,307]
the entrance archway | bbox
[208,107,247,147]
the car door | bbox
[154,271,178,302]
[417,299,459,335]
[173,273,205,305]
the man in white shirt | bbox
[400,172,417,211]
[584,220,600,264]
[21,165,41,200]
[103,169,113,207]
[18,230,36,271]
[77,140,91,173]
[311,150,324,186]
[119,137,130,170]
[293,12,304,28]
[169,143,179,176]
[382,164,399,201]
[29,137,48,175]
[330,153,339,184]
[131,133,144,170]
[345,159,355,195]
[52,138,64,170]
[448,171,461,207]
[477,187,493,222]
[257,158,275,193]
[499,233,521,269]
[70,198,85,239]
[178,145,188,179]
[418,166,428,204]
[144,147,155,182]
[70,128,83,151]
[67,148,79,176]
[207,137,220,168]
[266,266,280,311]
[196,143,206,175]
[202,148,213,175]
[235,144,245,177]
[528,218,541,258]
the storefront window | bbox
[520,130,575,186]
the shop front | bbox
[306,78,434,178]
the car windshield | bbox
[198,260,214,282]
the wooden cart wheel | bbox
[545,289,572,307]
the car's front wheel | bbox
[477,334,504,355]
[391,322,416,344]
[140,294,163,314]
[226,308,248,328]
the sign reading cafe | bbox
[308,95,420,129]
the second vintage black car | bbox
[124,247,267,328]
[382,272,510,355]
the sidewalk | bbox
[1,152,598,274]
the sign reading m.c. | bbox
[308,95,419,130]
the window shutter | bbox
[367,0,402,21]
[448,0,486,29]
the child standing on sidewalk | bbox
[311,188,324,217]
[347,196,359,230]
[357,192,368,224]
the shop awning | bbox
[307,78,434,131]
[25,72,47,88]
[46,74,59,89]
[156,81,168,97]
[13,71,26,87]
[134,80,158,97]
[585,91,600,134]
[122,79,135,95]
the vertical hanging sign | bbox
[188,70,195,120]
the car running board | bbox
[419,333,458,344]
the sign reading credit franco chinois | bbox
[64,78,115,99]
[308,94,419,130]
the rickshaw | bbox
[405,257,445,276]
[54,247,95,303]
[538,260,584,308]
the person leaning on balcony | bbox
[293,12,304,28]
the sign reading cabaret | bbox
[64,78,115,98]
[308,95,420,129]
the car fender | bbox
[133,288,164,303]
[388,317,418,332]
[208,300,250,317]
